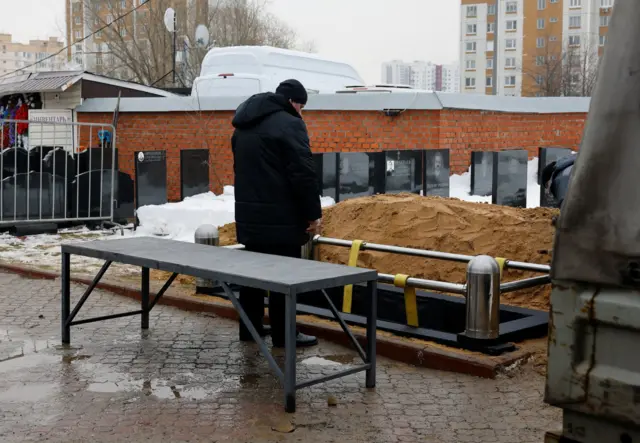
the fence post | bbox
[194,224,219,292]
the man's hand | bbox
[306,218,322,234]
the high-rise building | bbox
[459,0,614,97]
[0,34,67,77]
[381,60,460,92]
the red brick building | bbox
[77,93,589,201]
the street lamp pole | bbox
[172,12,177,85]
[492,0,499,95]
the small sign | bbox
[27,109,74,153]
[138,152,145,162]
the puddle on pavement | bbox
[0,383,58,403]
[81,362,233,400]
[88,377,225,400]
[0,329,59,373]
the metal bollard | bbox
[195,224,219,291]
[463,255,501,340]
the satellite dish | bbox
[163,8,176,33]
[195,24,210,47]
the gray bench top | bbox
[62,237,377,293]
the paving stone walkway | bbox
[0,271,560,442]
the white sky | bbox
[0,0,461,83]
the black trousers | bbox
[239,243,301,343]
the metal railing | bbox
[221,237,550,295]
[0,119,117,226]
[312,236,551,274]
[217,232,551,343]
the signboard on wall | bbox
[28,109,74,153]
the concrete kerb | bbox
[0,261,533,379]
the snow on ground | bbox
[450,158,541,208]
[0,226,135,275]
[0,159,542,273]
[135,185,336,242]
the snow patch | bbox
[135,186,336,243]
[449,158,540,208]
[300,357,342,366]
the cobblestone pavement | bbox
[0,271,560,442]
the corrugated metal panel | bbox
[17,72,82,93]
[0,71,83,96]
[42,83,82,109]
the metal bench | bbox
[60,236,378,412]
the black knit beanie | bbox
[275,79,308,105]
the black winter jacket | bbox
[231,92,322,246]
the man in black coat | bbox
[231,79,322,348]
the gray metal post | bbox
[464,255,501,340]
[61,252,71,344]
[194,224,220,290]
[366,279,377,388]
[141,267,150,329]
[492,0,499,95]
[284,289,297,413]
[301,235,314,260]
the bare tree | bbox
[82,0,309,87]
[520,32,564,97]
[560,37,600,97]
[520,32,600,97]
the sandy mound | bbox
[219,194,558,311]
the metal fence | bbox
[0,119,117,227]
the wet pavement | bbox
[0,271,560,442]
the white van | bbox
[191,46,365,97]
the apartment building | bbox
[381,60,460,92]
[65,0,210,80]
[459,0,614,97]
[0,34,67,77]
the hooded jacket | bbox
[231,92,321,246]
[541,153,576,208]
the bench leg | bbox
[141,267,150,330]
[284,289,297,413]
[61,252,71,344]
[366,280,377,388]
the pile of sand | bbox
[219,194,559,311]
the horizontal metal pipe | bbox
[502,261,551,273]
[69,310,144,326]
[500,275,551,293]
[0,216,111,226]
[313,236,550,274]
[378,273,466,295]
[295,364,370,390]
[315,236,471,263]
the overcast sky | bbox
[0,0,461,83]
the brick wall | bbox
[78,108,586,202]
